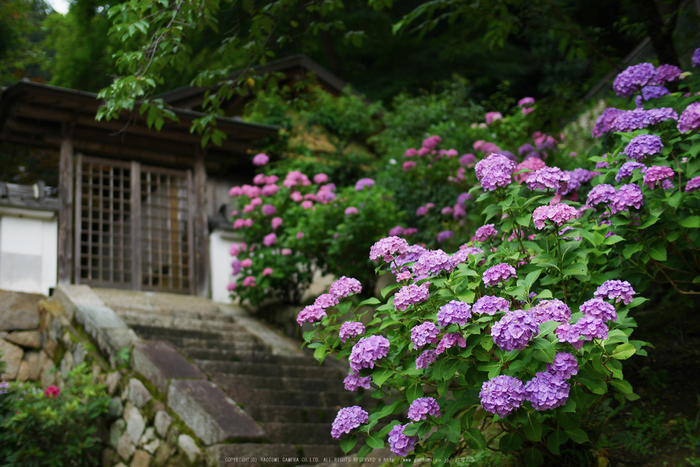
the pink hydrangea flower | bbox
[240,258,252,268]
[271,217,282,230]
[403,161,417,171]
[345,206,359,215]
[281,248,292,256]
[263,233,277,246]
[301,200,313,209]
[262,267,273,277]
[314,173,329,184]
[252,153,269,166]
[242,276,256,287]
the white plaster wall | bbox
[209,229,240,303]
[0,214,57,295]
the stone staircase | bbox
[93,288,367,466]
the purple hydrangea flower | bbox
[532,204,579,229]
[616,162,647,183]
[644,165,674,190]
[329,276,362,299]
[594,280,636,305]
[355,178,375,191]
[262,204,277,216]
[411,321,440,349]
[315,293,339,309]
[473,295,510,315]
[392,244,427,275]
[349,335,390,373]
[436,333,466,354]
[370,236,410,263]
[449,246,483,269]
[479,375,525,417]
[579,298,618,322]
[407,397,441,421]
[640,85,670,101]
[394,283,430,311]
[574,315,609,341]
[652,64,682,85]
[475,224,498,242]
[524,372,570,411]
[613,63,656,97]
[460,153,477,167]
[331,406,369,439]
[546,352,579,379]
[412,249,453,280]
[389,226,404,237]
[297,305,326,326]
[592,108,624,137]
[483,263,517,287]
[678,102,700,133]
[252,153,269,166]
[344,371,372,391]
[555,323,583,349]
[437,300,472,327]
[526,167,570,193]
[475,154,517,191]
[437,230,454,243]
[687,176,700,192]
[563,168,597,194]
[339,321,365,343]
[693,48,700,67]
[610,184,643,213]
[388,424,418,457]
[594,108,679,137]
[263,233,277,247]
[529,299,571,325]
[416,349,438,369]
[491,309,539,352]
[344,206,359,215]
[624,134,663,161]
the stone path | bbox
[93,289,370,466]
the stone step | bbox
[245,405,340,424]
[120,313,248,332]
[206,443,346,467]
[211,374,343,393]
[195,360,348,380]
[138,334,266,352]
[216,381,357,408]
[260,422,338,446]
[129,324,259,343]
[185,348,322,367]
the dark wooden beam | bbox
[130,161,142,290]
[57,131,73,284]
[193,150,210,298]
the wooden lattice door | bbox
[74,155,195,294]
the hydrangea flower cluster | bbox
[640,85,670,101]
[394,283,430,311]
[475,224,498,242]
[592,107,678,137]
[252,153,269,166]
[339,321,365,343]
[514,157,546,184]
[314,293,339,309]
[479,375,525,417]
[609,184,644,213]
[329,276,362,299]
[678,103,700,133]
[623,134,663,161]
[694,48,700,67]
[525,167,570,193]
[613,63,656,97]
[344,371,371,392]
[563,168,597,194]
[370,236,409,263]
[643,165,675,190]
[355,178,375,191]
[416,349,438,369]
[532,204,579,229]
[524,371,571,411]
[594,280,636,305]
[687,176,700,192]
[616,161,647,183]
[412,249,453,280]
[349,335,390,373]
[579,298,618,322]
[528,299,571,325]
[575,315,609,340]
[483,263,517,287]
[411,321,440,349]
[296,304,326,326]
[473,295,510,315]
[546,352,579,379]
[475,154,517,191]
[388,424,418,456]
[437,230,454,243]
[407,397,441,421]
[391,244,427,275]
[491,309,539,351]
[437,300,472,326]
[331,406,369,439]
[436,333,466,354]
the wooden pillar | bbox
[193,150,210,298]
[57,132,73,284]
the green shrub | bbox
[0,364,110,466]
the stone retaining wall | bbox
[0,286,244,467]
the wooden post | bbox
[193,150,210,298]
[57,131,74,284]
[130,161,142,290]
